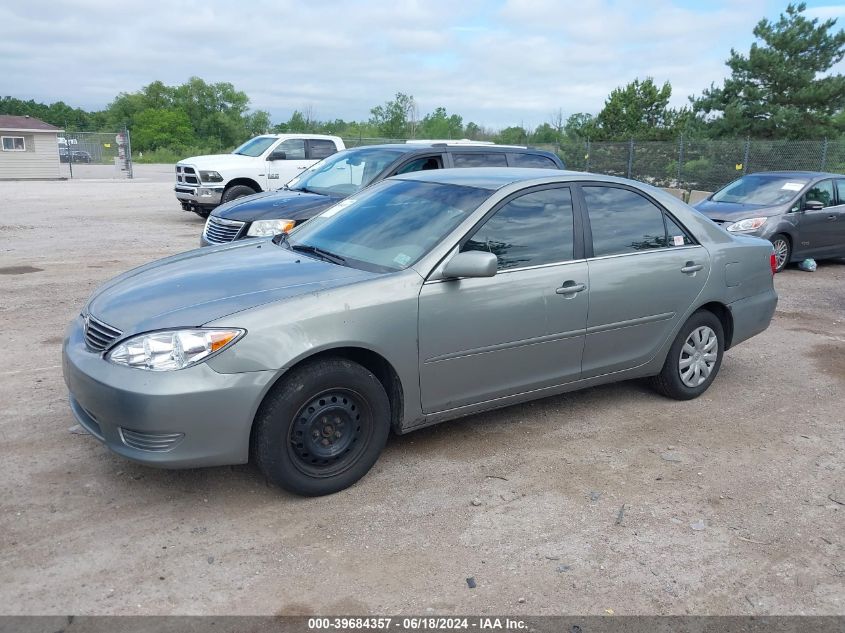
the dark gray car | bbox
[694,171,845,271]
[200,143,564,246]
[63,169,777,496]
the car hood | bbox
[212,189,341,222]
[178,154,259,170]
[694,199,784,221]
[85,241,377,334]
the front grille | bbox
[204,216,246,244]
[84,315,123,352]
[175,164,199,185]
[120,428,185,452]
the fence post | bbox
[820,137,829,171]
[585,139,591,172]
[677,134,685,188]
[627,138,634,179]
[124,125,134,179]
[742,138,750,175]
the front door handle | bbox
[827,214,837,221]
[681,262,703,274]
[555,281,587,295]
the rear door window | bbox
[509,153,557,168]
[583,186,672,256]
[307,140,338,160]
[452,153,509,167]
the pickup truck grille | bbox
[84,315,123,352]
[204,216,246,244]
[175,164,199,185]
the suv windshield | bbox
[287,148,405,196]
[232,136,278,157]
[286,179,491,273]
[711,174,809,206]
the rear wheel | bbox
[193,209,210,219]
[770,234,791,272]
[252,358,390,496]
[221,184,258,204]
[650,310,724,400]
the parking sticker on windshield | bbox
[393,253,412,266]
[781,182,804,191]
[673,235,685,246]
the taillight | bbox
[770,253,777,275]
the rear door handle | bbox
[681,262,703,274]
[555,281,587,295]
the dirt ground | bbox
[1,165,843,616]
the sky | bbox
[1,0,845,130]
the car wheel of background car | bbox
[193,209,210,219]
[770,234,791,273]
[251,358,391,496]
[221,184,258,205]
[650,309,724,400]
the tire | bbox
[650,310,724,400]
[770,234,791,273]
[252,358,391,496]
[193,209,210,219]
[221,184,258,204]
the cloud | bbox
[0,0,822,129]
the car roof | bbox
[742,170,843,179]
[343,143,553,156]
[391,167,586,190]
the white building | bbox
[0,115,63,179]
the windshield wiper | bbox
[290,243,347,265]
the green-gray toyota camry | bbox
[63,168,778,496]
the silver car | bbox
[63,169,778,496]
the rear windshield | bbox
[711,175,809,206]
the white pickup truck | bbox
[174,134,344,217]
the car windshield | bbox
[286,179,491,273]
[232,136,277,157]
[286,148,405,197]
[711,174,809,206]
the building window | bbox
[2,136,26,151]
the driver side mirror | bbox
[804,199,824,211]
[442,251,498,279]
[267,150,286,161]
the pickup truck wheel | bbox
[193,209,210,218]
[650,310,724,400]
[221,184,258,204]
[252,358,390,496]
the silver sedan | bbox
[63,169,778,496]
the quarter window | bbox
[2,136,25,151]
[804,180,834,208]
[452,153,508,167]
[463,187,574,270]
[584,186,676,256]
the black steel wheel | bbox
[252,358,390,496]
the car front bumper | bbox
[174,184,224,210]
[62,316,276,468]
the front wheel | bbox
[650,310,724,400]
[252,358,391,496]
[221,184,258,204]
[770,234,791,273]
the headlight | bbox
[199,170,223,183]
[247,219,296,237]
[107,328,244,371]
[726,217,767,232]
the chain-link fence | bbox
[550,137,844,193]
[59,130,133,179]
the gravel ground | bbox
[1,165,843,615]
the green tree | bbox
[419,107,463,138]
[594,78,680,140]
[564,113,596,140]
[369,92,416,138]
[131,108,195,150]
[494,126,528,144]
[692,3,845,138]
[532,122,559,143]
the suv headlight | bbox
[247,219,296,237]
[107,328,244,371]
[726,217,767,232]
[199,170,223,183]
